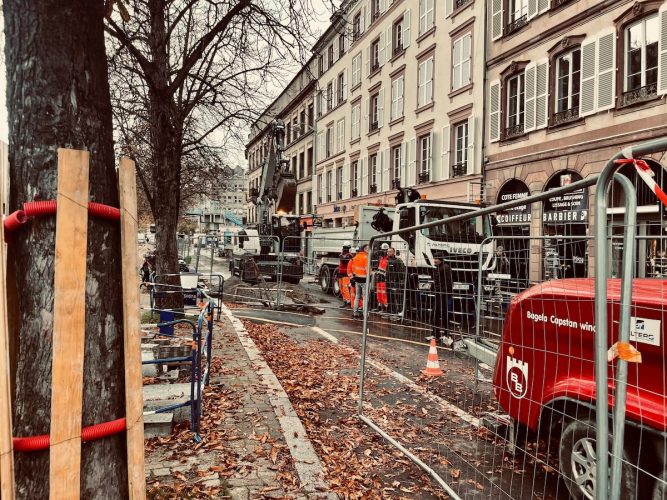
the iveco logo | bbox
[446,247,473,254]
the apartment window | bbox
[300,110,306,134]
[506,73,525,137]
[351,160,359,195]
[305,147,313,176]
[352,53,362,87]
[623,14,659,104]
[292,117,298,140]
[298,193,304,215]
[391,145,401,188]
[339,33,346,58]
[353,13,361,41]
[369,154,378,193]
[452,33,471,90]
[326,126,333,158]
[417,57,434,107]
[307,191,312,213]
[308,103,314,127]
[370,92,380,131]
[326,170,333,202]
[317,91,323,117]
[286,122,291,144]
[337,119,345,153]
[371,0,381,21]
[337,72,345,104]
[371,38,380,72]
[317,173,323,204]
[418,134,431,183]
[351,104,361,140]
[393,17,404,55]
[328,44,335,68]
[299,151,305,179]
[452,122,468,178]
[319,55,324,76]
[419,0,434,35]
[326,82,333,111]
[390,76,404,120]
[336,166,343,200]
[507,0,529,34]
[555,49,581,121]
[291,156,297,175]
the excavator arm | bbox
[253,120,297,223]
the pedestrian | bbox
[338,242,353,308]
[375,243,389,314]
[349,244,369,319]
[492,246,511,275]
[385,247,406,319]
[429,255,453,342]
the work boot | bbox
[338,302,349,308]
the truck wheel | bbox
[319,267,332,293]
[332,276,341,297]
[559,417,638,500]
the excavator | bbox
[231,119,304,284]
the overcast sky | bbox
[0,2,334,163]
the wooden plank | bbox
[0,143,15,499]
[118,157,146,499]
[49,148,89,499]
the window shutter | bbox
[343,69,348,100]
[441,125,450,180]
[364,97,370,132]
[431,129,441,181]
[361,158,368,196]
[407,138,417,186]
[333,39,338,64]
[597,29,616,111]
[332,79,337,110]
[660,3,667,95]
[491,0,503,41]
[528,0,537,20]
[343,163,350,198]
[427,0,434,29]
[391,79,397,119]
[426,59,433,103]
[537,0,549,14]
[428,130,434,180]
[379,30,386,66]
[445,0,453,17]
[418,62,425,106]
[378,87,385,127]
[382,149,390,191]
[400,142,407,186]
[489,79,501,143]
[365,45,371,76]
[535,59,548,129]
[403,10,411,49]
[466,116,475,174]
[331,169,337,200]
[385,26,392,60]
[379,0,386,14]
[524,63,537,132]
[580,37,597,117]
[365,1,371,30]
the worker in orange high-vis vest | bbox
[375,243,389,314]
[349,244,369,319]
[338,242,353,308]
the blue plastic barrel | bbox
[159,310,175,336]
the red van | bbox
[492,278,667,499]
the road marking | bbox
[310,326,480,428]
[232,315,307,328]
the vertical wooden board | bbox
[118,157,146,499]
[0,143,15,499]
[49,148,89,500]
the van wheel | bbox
[319,267,332,293]
[559,417,638,500]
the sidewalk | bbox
[144,305,332,499]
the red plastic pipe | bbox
[23,200,57,217]
[3,210,27,234]
[13,417,127,452]
[88,201,121,221]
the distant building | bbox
[191,165,247,233]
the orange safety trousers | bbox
[339,276,351,303]
[376,282,387,306]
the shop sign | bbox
[312,216,323,228]
[496,179,531,225]
[543,171,588,224]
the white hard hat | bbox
[380,243,389,250]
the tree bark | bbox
[4,1,128,498]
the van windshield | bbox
[419,206,489,243]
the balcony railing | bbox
[393,44,403,56]
[369,120,379,132]
[418,171,430,184]
[451,162,467,178]
[506,14,528,35]
[622,82,657,106]
[318,197,322,204]
[371,10,381,21]
[505,122,524,139]
[391,178,401,189]
[552,0,573,8]
[370,61,380,73]
[337,192,343,200]
[352,29,360,42]
[337,92,344,105]
[249,188,259,198]
[455,0,471,9]
[351,188,358,197]
[369,184,378,194]
[552,107,579,126]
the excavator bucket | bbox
[275,176,297,213]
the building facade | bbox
[312,0,486,227]
[485,0,667,282]
[245,61,317,224]
[194,165,247,232]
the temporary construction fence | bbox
[355,137,667,500]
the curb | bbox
[219,303,333,497]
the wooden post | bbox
[49,148,89,499]
[118,157,146,499]
[0,145,15,498]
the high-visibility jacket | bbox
[349,251,369,277]
[377,255,388,279]
[338,252,352,276]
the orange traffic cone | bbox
[422,338,443,377]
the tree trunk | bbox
[4,1,128,498]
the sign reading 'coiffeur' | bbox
[496,179,531,225]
